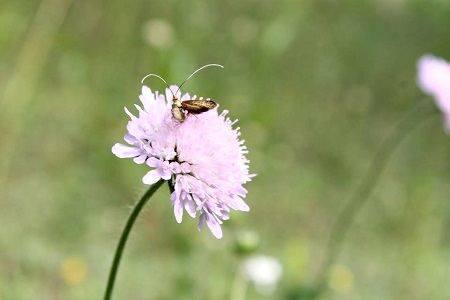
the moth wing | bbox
[181,100,217,113]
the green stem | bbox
[229,261,249,300]
[104,179,165,300]
[314,100,438,295]
[168,176,175,194]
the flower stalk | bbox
[104,179,164,300]
[314,99,438,295]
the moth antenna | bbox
[141,73,176,98]
[175,64,224,95]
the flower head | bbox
[112,85,253,238]
[417,54,450,132]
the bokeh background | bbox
[1,0,450,299]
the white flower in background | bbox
[243,255,283,295]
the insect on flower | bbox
[113,64,254,239]
[141,64,223,122]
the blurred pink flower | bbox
[417,54,450,132]
[112,85,253,239]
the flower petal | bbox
[133,155,147,164]
[111,143,142,158]
[200,211,223,239]
[142,169,161,185]
[184,197,197,218]
[171,192,184,223]
[228,195,250,212]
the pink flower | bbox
[112,85,254,239]
[417,54,450,132]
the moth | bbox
[141,64,223,122]
[171,96,217,122]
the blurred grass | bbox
[1,0,450,299]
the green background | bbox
[1,0,450,299]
